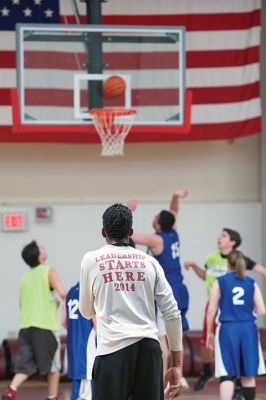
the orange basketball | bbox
[103,75,126,98]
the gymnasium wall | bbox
[0,108,264,343]
[0,134,260,204]
[0,200,263,342]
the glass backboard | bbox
[16,24,186,128]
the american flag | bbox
[0,0,59,30]
[0,0,261,143]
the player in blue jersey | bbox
[185,228,266,398]
[62,282,96,400]
[128,189,189,389]
[206,250,266,400]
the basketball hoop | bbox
[90,108,136,156]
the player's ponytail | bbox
[227,250,246,279]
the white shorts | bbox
[50,331,61,373]
[79,379,92,400]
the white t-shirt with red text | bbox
[79,244,180,356]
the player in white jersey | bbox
[79,203,183,400]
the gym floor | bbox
[1,377,266,400]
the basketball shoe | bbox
[193,369,214,391]
[232,386,243,400]
[2,387,16,400]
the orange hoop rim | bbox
[89,108,136,117]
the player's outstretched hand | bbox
[164,366,181,399]
[184,261,193,270]
[174,189,188,198]
[127,199,137,212]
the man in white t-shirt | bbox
[79,203,183,400]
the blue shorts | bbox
[215,321,266,377]
[71,379,81,400]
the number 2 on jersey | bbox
[232,286,245,305]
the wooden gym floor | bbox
[0,377,266,399]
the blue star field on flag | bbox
[0,0,59,30]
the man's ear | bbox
[102,228,106,238]
[231,240,236,249]
[129,228,133,236]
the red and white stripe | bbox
[0,0,261,142]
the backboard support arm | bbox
[85,0,106,108]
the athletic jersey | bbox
[80,244,180,356]
[20,264,59,330]
[205,250,256,297]
[153,229,183,284]
[205,251,228,297]
[217,272,256,323]
[66,282,94,379]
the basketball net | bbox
[90,108,136,156]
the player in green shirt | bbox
[2,241,66,400]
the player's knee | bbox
[220,375,234,383]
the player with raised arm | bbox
[128,190,189,389]
[79,203,182,400]
[206,250,266,400]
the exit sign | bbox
[1,212,28,232]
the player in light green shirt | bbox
[20,263,60,331]
[2,241,66,400]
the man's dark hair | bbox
[103,204,133,241]
[223,228,242,249]
[158,210,175,232]
[21,240,40,268]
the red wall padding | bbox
[59,336,68,382]
[1,329,266,379]
[260,328,266,362]
[2,339,17,378]
[0,346,7,379]
[183,330,208,376]
[2,336,67,380]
